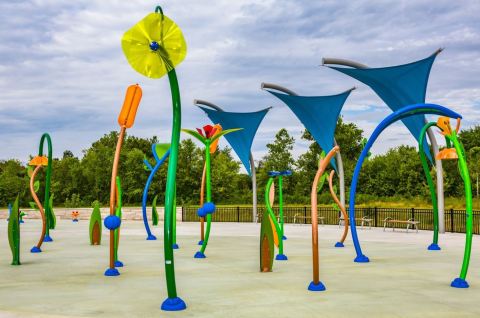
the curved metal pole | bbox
[419,122,440,249]
[309,146,339,291]
[348,103,462,263]
[261,82,347,207]
[30,165,46,252]
[142,149,170,240]
[426,126,445,233]
[194,99,259,222]
[322,58,368,69]
[329,170,348,247]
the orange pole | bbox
[109,127,126,270]
[30,165,46,249]
[311,146,339,284]
[328,170,349,244]
[200,161,206,241]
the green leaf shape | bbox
[209,128,243,143]
[8,196,21,265]
[152,194,159,226]
[89,201,102,245]
[181,129,206,144]
[259,212,274,272]
[155,143,171,159]
[29,201,37,210]
[33,180,40,193]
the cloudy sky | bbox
[0,0,479,170]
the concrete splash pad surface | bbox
[0,220,479,317]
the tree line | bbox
[1,118,480,208]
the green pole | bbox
[39,133,53,239]
[172,186,177,248]
[419,122,440,249]
[163,69,181,301]
[199,139,212,254]
[451,132,473,282]
[264,177,283,257]
[278,175,284,240]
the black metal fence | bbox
[181,206,480,234]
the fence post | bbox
[181,206,184,222]
[304,206,307,224]
[411,207,415,220]
[450,208,454,232]
[374,207,378,227]
[237,206,240,222]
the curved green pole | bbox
[172,186,178,248]
[199,139,212,254]
[39,133,54,240]
[114,176,123,266]
[279,176,285,240]
[450,131,473,287]
[419,122,440,250]
[264,177,284,257]
[162,69,185,308]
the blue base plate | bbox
[354,254,370,263]
[161,297,187,311]
[72,219,79,222]
[30,246,42,253]
[172,243,179,249]
[427,243,441,251]
[308,281,326,291]
[43,235,53,242]
[334,242,344,248]
[276,254,288,261]
[451,277,469,288]
[194,251,206,258]
[197,240,204,245]
[282,235,287,240]
[147,234,157,240]
[114,260,124,267]
[104,268,120,276]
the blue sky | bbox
[0,0,479,169]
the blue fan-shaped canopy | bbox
[198,106,270,176]
[266,90,352,170]
[327,53,439,161]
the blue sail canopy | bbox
[266,90,352,170]
[327,53,439,161]
[198,106,270,176]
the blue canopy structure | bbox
[266,90,352,170]
[198,106,270,176]
[325,52,440,161]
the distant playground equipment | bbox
[142,143,170,241]
[103,84,142,277]
[309,146,339,291]
[8,196,21,265]
[182,124,241,258]
[89,202,102,245]
[28,134,55,253]
[263,170,292,261]
[71,211,79,222]
[121,5,187,310]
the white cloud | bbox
[0,0,479,168]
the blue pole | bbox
[348,103,462,263]
[142,148,170,240]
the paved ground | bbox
[0,220,479,317]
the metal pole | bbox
[426,126,445,233]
